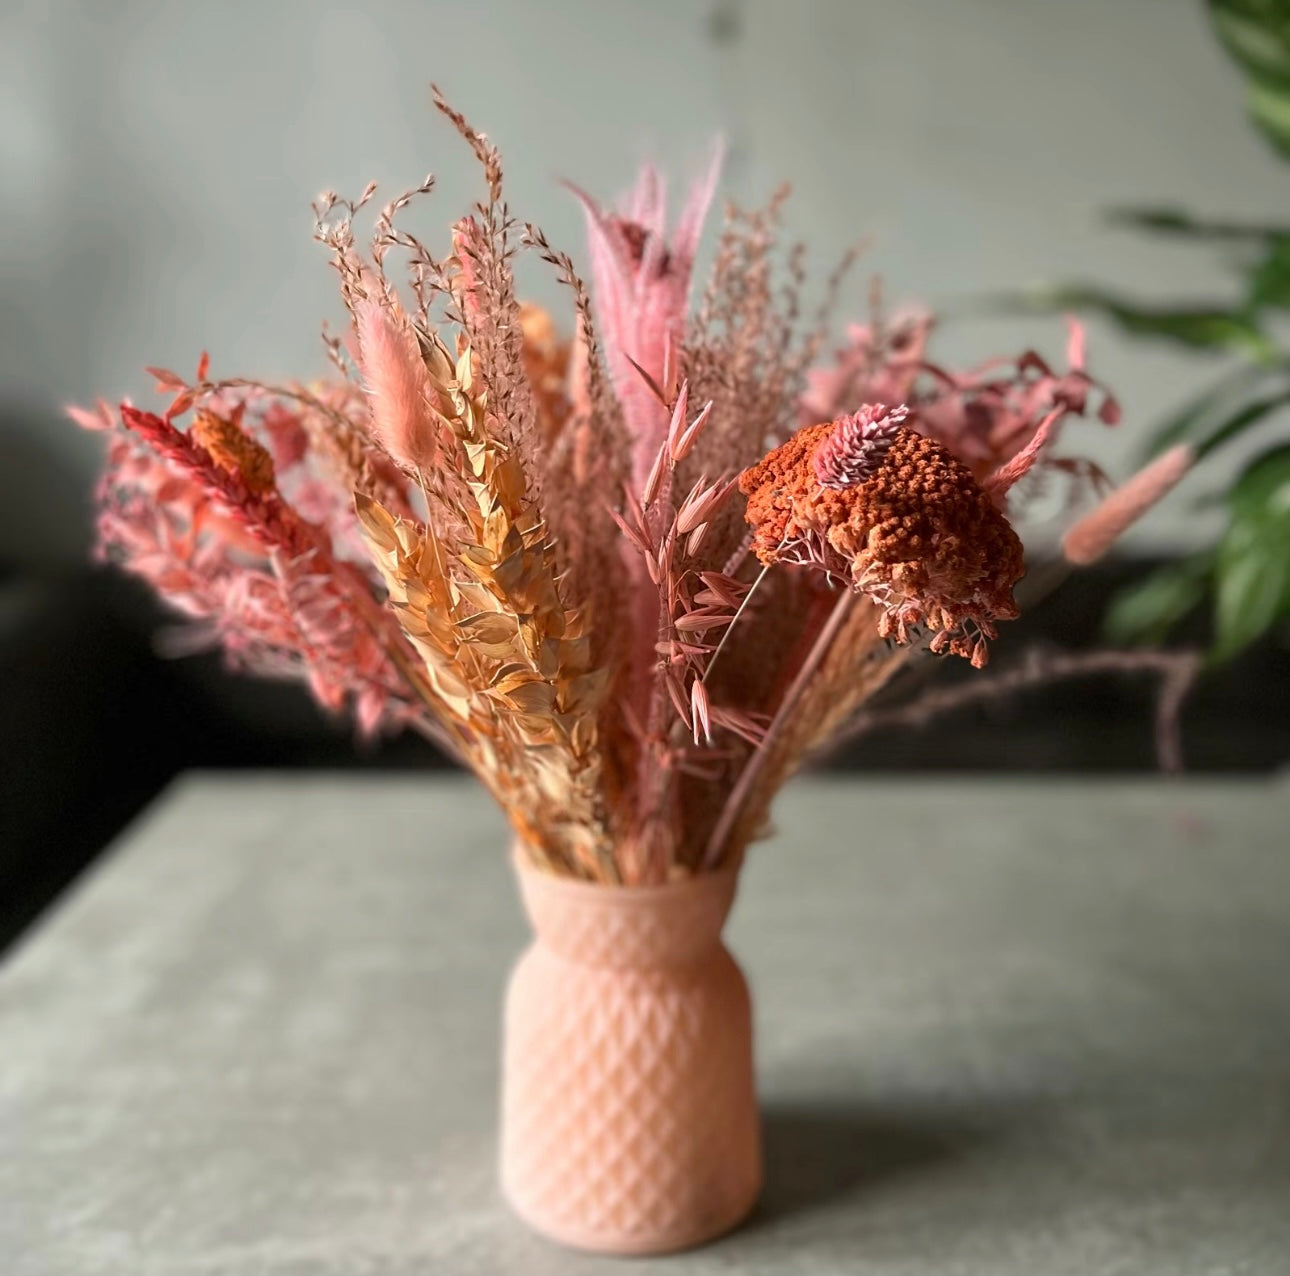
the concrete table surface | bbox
[3,773,1289,1275]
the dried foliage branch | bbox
[830,647,1201,774]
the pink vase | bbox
[500,851,762,1255]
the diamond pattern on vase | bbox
[500,858,762,1254]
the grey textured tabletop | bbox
[3,773,1289,1274]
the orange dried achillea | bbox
[740,408,1025,666]
[191,410,277,496]
[519,303,573,442]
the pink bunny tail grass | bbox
[354,297,438,473]
[1062,444,1194,566]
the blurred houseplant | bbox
[1031,0,1290,662]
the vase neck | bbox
[513,856,738,970]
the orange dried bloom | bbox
[190,410,276,495]
[519,303,573,441]
[740,407,1025,666]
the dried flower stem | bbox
[703,591,857,869]
[832,647,1201,772]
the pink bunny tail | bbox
[354,298,438,473]
[1062,444,1193,566]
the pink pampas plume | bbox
[354,297,438,473]
[1062,444,1194,565]
[568,146,722,492]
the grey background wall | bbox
[3,0,1284,566]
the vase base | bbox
[503,1179,760,1256]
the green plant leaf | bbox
[1246,236,1290,308]
[1248,77,1290,157]
[1192,389,1290,460]
[1211,1,1290,156]
[1211,0,1290,87]
[1213,530,1290,658]
[1107,206,1283,241]
[1036,287,1277,360]
[1230,441,1290,515]
[1141,363,1281,458]
[1211,444,1290,659]
[1112,309,1269,354]
[1103,557,1212,645]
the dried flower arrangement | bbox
[71,93,1191,888]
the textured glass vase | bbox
[500,852,762,1254]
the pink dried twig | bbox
[830,646,1200,773]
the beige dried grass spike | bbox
[355,326,616,881]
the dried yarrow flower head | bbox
[741,408,1024,666]
[71,95,1190,885]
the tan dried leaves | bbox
[355,329,614,879]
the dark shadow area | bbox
[1,552,1285,953]
[751,1097,1019,1226]
[0,417,95,570]
[832,560,1290,771]
[0,565,449,953]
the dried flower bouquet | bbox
[72,94,1188,887]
